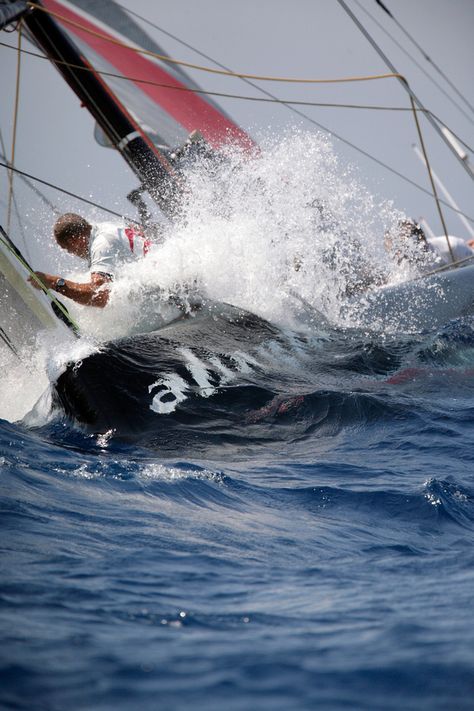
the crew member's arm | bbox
[28,271,111,308]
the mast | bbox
[22,0,183,219]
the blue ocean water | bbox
[1,315,474,711]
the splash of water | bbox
[66,130,405,341]
[1,130,414,421]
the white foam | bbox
[42,130,407,342]
[0,343,48,422]
[93,130,405,330]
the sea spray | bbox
[0,342,49,422]
[82,130,407,333]
[0,130,413,422]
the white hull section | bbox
[346,263,474,333]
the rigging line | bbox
[118,4,474,155]
[2,45,470,231]
[119,4,463,152]
[0,40,444,111]
[7,18,23,239]
[0,50,28,248]
[4,45,474,158]
[0,147,60,214]
[113,8,474,214]
[385,252,474,292]
[24,6,474,225]
[3,41,473,155]
[0,169,27,248]
[27,18,124,149]
[1,158,473,232]
[352,0,474,127]
[410,96,453,260]
[375,0,474,118]
[0,326,20,359]
[6,40,474,214]
[22,22,181,185]
[0,160,139,223]
[3,43,472,224]
[423,252,474,278]
[28,2,408,84]
[5,38,472,118]
[6,21,32,261]
[0,132,29,248]
[336,0,474,181]
[0,39,457,113]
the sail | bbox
[40,0,254,153]
[0,224,78,354]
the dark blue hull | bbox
[54,304,298,445]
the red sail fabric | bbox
[42,0,255,152]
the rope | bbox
[336,0,474,181]
[352,0,474,127]
[0,40,444,113]
[424,252,474,277]
[0,134,29,250]
[0,160,139,223]
[0,42,474,222]
[375,0,474,119]
[0,147,59,214]
[409,96,454,262]
[23,1,473,242]
[1,11,470,242]
[48,0,440,248]
[2,28,32,260]
[119,4,474,156]
[3,41,472,225]
[1,39,466,117]
[7,18,23,235]
[393,252,474,293]
[340,0,473,256]
[27,1,405,85]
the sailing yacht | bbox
[0,0,473,429]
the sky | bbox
[0,0,473,263]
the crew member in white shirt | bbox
[385,219,474,272]
[427,234,474,267]
[28,213,151,307]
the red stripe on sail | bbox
[43,0,255,151]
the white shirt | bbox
[427,235,473,267]
[89,222,151,277]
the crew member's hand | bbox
[467,240,474,249]
[28,271,57,290]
